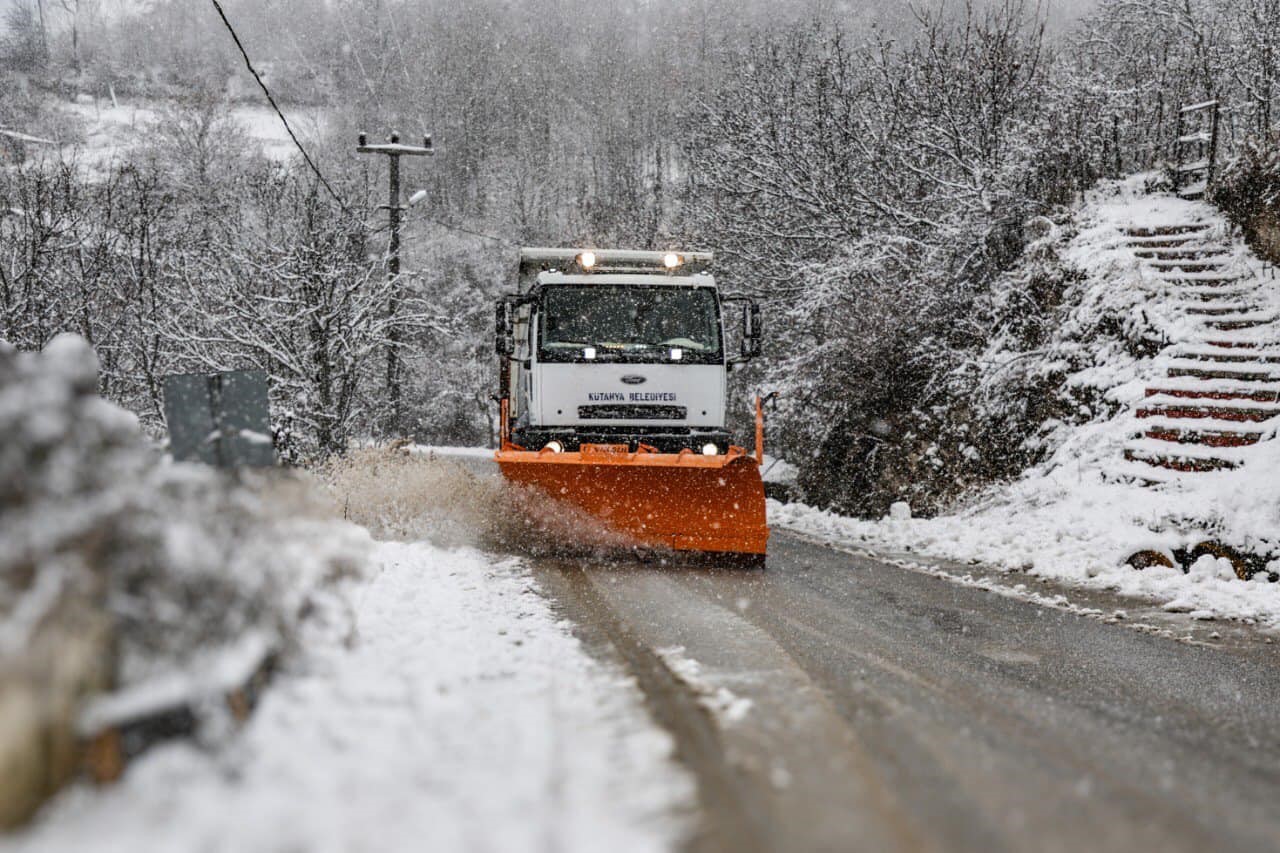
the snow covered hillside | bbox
[775,175,1280,627]
[15,96,328,170]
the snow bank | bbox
[774,176,1280,628]
[0,333,370,719]
[773,476,1280,627]
[11,542,692,853]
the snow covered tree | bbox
[682,2,1095,513]
[0,1,48,73]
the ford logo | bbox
[621,375,647,385]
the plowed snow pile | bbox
[775,175,1280,629]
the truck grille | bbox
[578,405,687,420]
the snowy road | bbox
[11,450,1280,853]
[539,532,1280,852]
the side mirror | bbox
[495,299,513,357]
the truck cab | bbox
[496,248,761,454]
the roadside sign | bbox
[163,370,275,468]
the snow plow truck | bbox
[494,248,770,562]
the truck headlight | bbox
[544,440,564,453]
[701,443,718,456]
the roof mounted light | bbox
[518,248,713,279]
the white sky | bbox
[0,0,1102,35]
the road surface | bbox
[439,450,1280,852]
[533,530,1280,853]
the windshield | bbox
[539,285,722,363]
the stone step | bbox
[1161,354,1278,369]
[1199,307,1278,319]
[1124,239,1200,251]
[1154,272,1242,283]
[1178,180,1209,200]
[1138,414,1274,434]
[1106,459,1195,486]
[1131,247,1229,260]
[1123,234,1198,246]
[1123,447,1237,472]
[1141,426,1263,448]
[1169,345,1280,363]
[1138,398,1280,422]
[1177,298,1259,312]
[1177,285,1255,300]
[1203,315,1278,331]
[1145,375,1280,396]
[1165,364,1280,382]
[1126,436,1253,461]
[1142,383,1280,401]
[1203,333,1274,343]
[1146,259,1231,272]
[1122,224,1213,238]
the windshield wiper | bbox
[654,338,707,350]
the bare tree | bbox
[1,1,49,72]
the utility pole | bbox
[36,0,49,61]
[357,131,434,436]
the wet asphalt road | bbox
[536,531,1280,853]
[444,452,1280,852]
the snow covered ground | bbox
[773,491,1280,629]
[52,97,327,168]
[775,176,1280,630]
[10,540,692,853]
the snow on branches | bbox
[0,151,449,457]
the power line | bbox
[209,1,509,246]
[208,0,346,208]
[365,214,513,245]
[422,216,513,244]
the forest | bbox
[4,0,1280,514]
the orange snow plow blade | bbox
[495,444,769,555]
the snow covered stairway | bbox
[1118,223,1280,475]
